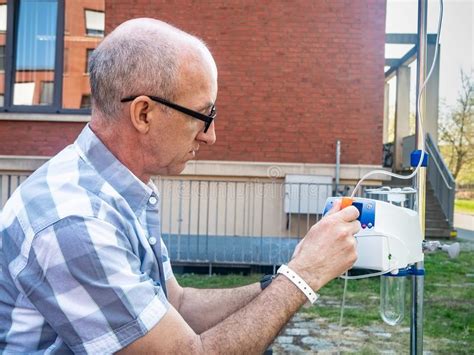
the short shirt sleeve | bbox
[160,238,173,281]
[15,216,169,354]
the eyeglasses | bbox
[121,95,216,133]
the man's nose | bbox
[198,121,216,145]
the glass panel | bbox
[80,94,90,108]
[0,1,6,108]
[40,80,53,104]
[13,82,35,105]
[0,45,5,71]
[62,1,104,109]
[13,0,58,106]
[0,3,6,32]
[85,48,93,73]
[85,10,104,37]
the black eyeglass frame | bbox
[121,95,216,133]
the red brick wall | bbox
[106,0,386,165]
[0,121,85,156]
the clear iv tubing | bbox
[338,0,445,335]
[341,233,409,280]
[338,232,409,331]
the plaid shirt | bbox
[0,125,173,354]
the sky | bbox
[385,0,473,109]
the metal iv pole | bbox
[412,0,428,353]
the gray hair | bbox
[89,19,212,119]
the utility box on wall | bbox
[284,175,333,214]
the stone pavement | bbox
[271,312,412,354]
[270,309,471,354]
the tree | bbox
[439,70,474,181]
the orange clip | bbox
[341,197,354,209]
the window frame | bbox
[0,3,7,33]
[0,44,5,72]
[84,9,104,38]
[2,0,91,115]
[85,48,94,73]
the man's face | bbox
[146,58,218,176]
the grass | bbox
[177,273,261,288]
[175,246,474,353]
[455,199,474,214]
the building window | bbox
[80,94,91,109]
[13,82,35,105]
[85,48,94,73]
[0,2,8,107]
[40,81,54,105]
[0,0,104,114]
[85,9,104,37]
[0,45,4,71]
[13,0,58,107]
[0,4,6,32]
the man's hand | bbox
[288,199,361,291]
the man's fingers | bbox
[350,220,362,235]
[337,205,360,222]
[325,199,341,216]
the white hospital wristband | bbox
[277,264,320,304]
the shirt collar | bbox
[74,124,157,215]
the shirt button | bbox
[148,237,157,245]
[149,196,158,205]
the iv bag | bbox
[380,274,405,326]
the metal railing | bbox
[425,133,456,225]
[0,171,369,267]
[401,133,456,226]
[153,178,367,266]
[0,173,29,208]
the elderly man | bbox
[0,19,359,354]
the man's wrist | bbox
[272,274,309,305]
[277,265,320,304]
[287,261,323,292]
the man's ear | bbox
[129,96,154,134]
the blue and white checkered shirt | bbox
[0,125,173,354]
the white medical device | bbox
[323,197,424,272]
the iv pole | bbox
[412,0,428,353]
